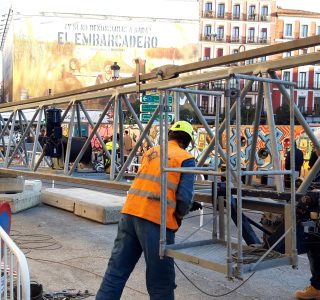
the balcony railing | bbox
[198,106,225,117]
[277,32,300,40]
[314,83,320,90]
[301,107,320,116]
[297,81,308,89]
[201,34,270,44]
[202,11,271,22]
[246,36,271,44]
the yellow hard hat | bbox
[170,120,194,141]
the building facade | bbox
[198,0,277,121]
[274,8,320,123]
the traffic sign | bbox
[142,95,173,104]
[140,113,174,123]
[140,104,173,113]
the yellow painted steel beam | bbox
[1,51,319,112]
[0,35,319,111]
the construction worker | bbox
[96,120,200,300]
[104,135,120,172]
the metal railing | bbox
[202,11,271,22]
[247,37,271,44]
[297,81,309,89]
[202,34,271,45]
[0,227,30,300]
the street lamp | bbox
[111,62,120,80]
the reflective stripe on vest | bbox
[128,187,176,209]
[135,173,178,191]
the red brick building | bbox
[274,8,320,122]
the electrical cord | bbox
[26,256,149,296]
[232,247,282,264]
[174,261,255,298]
[11,234,62,254]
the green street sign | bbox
[140,104,172,113]
[142,95,173,104]
[140,113,174,123]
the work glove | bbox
[173,213,183,232]
[189,201,203,212]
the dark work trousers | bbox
[96,214,176,300]
[308,242,320,289]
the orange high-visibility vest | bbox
[122,140,194,230]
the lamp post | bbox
[111,62,120,80]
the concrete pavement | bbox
[10,199,312,299]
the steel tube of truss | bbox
[232,73,295,86]
[4,111,17,167]
[68,98,114,175]
[0,112,13,161]
[18,111,29,165]
[115,106,160,181]
[110,97,120,180]
[184,91,237,182]
[118,101,125,167]
[61,102,72,122]
[19,110,51,167]
[197,79,254,167]
[31,108,43,170]
[263,75,283,192]
[0,113,13,161]
[159,91,169,258]
[169,87,223,96]
[225,79,233,279]
[289,85,298,268]
[212,94,220,239]
[121,95,154,147]
[75,102,82,137]
[64,103,76,174]
[235,78,243,278]
[246,81,264,185]
[7,108,40,168]
[78,102,113,162]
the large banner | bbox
[12,16,199,100]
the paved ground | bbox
[9,184,314,300]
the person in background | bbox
[96,121,201,300]
[123,129,133,157]
[294,144,320,299]
[104,135,119,172]
[96,61,112,85]
[309,145,319,170]
[285,141,304,176]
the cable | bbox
[183,213,215,220]
[232,247,282,264]
[11,233,62,253]
[26,256,149,296]
[174,261,255,298]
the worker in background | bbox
[295,242,320,299]
[295,144,320,299]
[104,135,119,172]
[285,141,304,176]
[96,121,201,300]
[123,129,133,158]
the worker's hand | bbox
[189,202,203,212]
[174,213,182,229]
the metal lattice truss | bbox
[0,35,319,193]
[0,35,320,279]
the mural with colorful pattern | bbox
[65,122,320,177]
